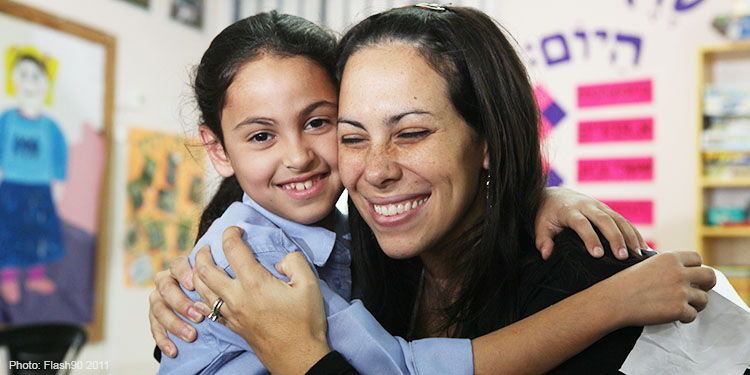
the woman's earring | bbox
[486,172,493,208]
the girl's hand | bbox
[605,251,716,326]
[192,227,330,374]
[536,187,647,260]
[148,255,203,358]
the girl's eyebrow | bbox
[233,116,274,130]
[233,100,336,130]
[298,100,337,119]
[338,110,432,129]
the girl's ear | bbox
[482,140,490,170]
[199,124,235,178]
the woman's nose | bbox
[363,145,402,189]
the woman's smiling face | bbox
[337,43,488,267]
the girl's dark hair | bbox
[339,6,547,338]
[193,11,337,241]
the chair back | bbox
[0,323,87,375]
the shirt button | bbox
[204,332,217,346]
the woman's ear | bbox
[482,140,490,170]
[199,124,235,178]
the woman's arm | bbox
[472,251,715,374]
[194,229,714,375]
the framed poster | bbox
[170,0,203,29]
[0,1,115,341]
[125,128,205,288]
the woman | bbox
[151,5,715,374]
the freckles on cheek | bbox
[338,151,361,189]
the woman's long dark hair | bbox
[339,6,547,338]
[193,11,337,241]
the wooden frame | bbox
[0,1,115,342]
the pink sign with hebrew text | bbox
[578,117,653,143]
[577,79,652,108]
[578,157,653,182]
[600,200,653,225]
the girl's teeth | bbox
[374,198,427,217]
[283,177,319,191]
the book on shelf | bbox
[715,266,750,307]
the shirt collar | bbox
[242,193,340,267]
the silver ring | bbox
[207,297,224,322]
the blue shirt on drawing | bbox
[158,194,472,375]
[0,109,67,185]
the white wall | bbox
[6,0,230,373]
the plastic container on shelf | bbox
[706,206,748,226]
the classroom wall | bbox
[492,0,732,253]
[5,0,230,373]
[0,1,739,374]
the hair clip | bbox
[414,3,447,11]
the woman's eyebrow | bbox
[387,110,431,126]
[337,118,363,129]
[338,110,432,129]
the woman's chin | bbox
[376,238,424,260]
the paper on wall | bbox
[620,267,750,374]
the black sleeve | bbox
[153,345,161,362]
[519,229,645,374]
[306,351,360,375]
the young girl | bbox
[157,10,701,375]
[0,46,65,305]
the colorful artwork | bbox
[125,128,204,287]
[0,2,114,340]
[0,45,66,305]
[534,84,566,187]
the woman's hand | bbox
[148,255,202,358]
[192,227,330,374]
[605,251,716,326]
[536,187,647,260]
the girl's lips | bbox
[278,172,329,200]
[368,194,430,228]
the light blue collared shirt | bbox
[158,194,472,375]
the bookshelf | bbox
[697,43,750,305]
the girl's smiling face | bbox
[204,54,343,225]
[337,43,488,270]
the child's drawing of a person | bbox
[0,46,66,305]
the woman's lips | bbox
[368,194,430,227]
